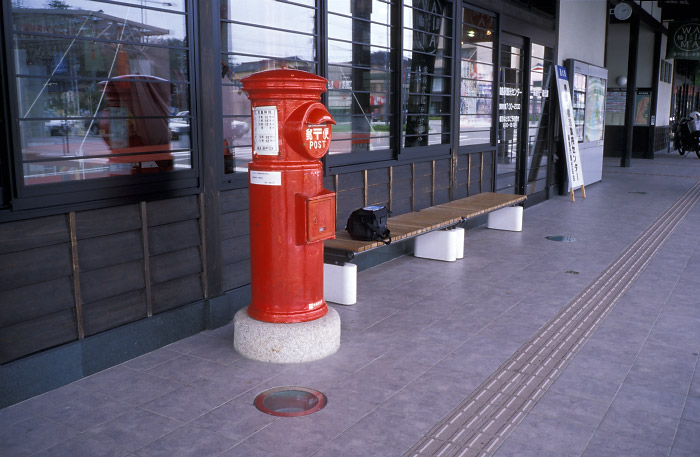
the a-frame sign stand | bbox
[570,184,586,202]
[555,65,586,202]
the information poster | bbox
[554,65,584,191]
[253,106,279,156]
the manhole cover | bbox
[254,387,327,417]
[546,235,577,242]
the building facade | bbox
[0,0,682,406]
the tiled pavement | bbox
[2,153,700,457]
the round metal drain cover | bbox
[546,235,577,242]
[254,387,326,417]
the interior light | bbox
[467,30,475,37]
[486,30,492,35]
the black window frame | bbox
[1,0,202,214]
[0,2,10,210]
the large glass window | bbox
[327,0,394,158]
[220,0,316,174]
[459,6,494,146]
[11,0,192,186]
[402,0,452,148]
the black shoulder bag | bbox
[345,205,391,244]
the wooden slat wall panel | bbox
[0,310,77,364]
[220,188,249,213]
[0,192,209,363]
[75,205,141,239]
[151,274,204,315]
[78,231,143,272]
[221,235,250,266]
[367,183,390,207]
[323,175,335,191]
[0,244,72,291]
[392,197,412,216]
[150,247,202,284]
[83,290,147,336]
[147,195,200,227]
[223,260,252,292]
[221,210,249,240]
[80,261,145,304]
[148,220,201,256]
[0,216,69,255]
[337,171,364,189]
[335,187,364,230]
[414,192,432,211]
[392,178,413,198]
[221,187,252,292]
[367,168,390,184]
[0,277,74,328]
[393,164,412,180]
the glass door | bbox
[525,44,554,197]
[496,43,524,193]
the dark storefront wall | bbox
[0,0,556,406]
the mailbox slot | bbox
[297,190,336,243]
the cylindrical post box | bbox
[241,69,336,324]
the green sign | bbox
[667,22,700,60]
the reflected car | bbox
[45,115,74,136]
[169,111,190,139]
[231,119,249,138]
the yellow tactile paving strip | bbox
[404,179,700,457]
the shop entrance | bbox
[496,35,554,201]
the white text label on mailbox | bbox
[305,126,330,151]
[253,106,279,156]
[250,170,282,186]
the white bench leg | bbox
[414,229,460,262]
[454,227,465,259]
[487,206,523,232]
[324,262,357,305]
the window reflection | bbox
[220,0,316,173]
[327,1,394,157]
[12,1,192,185]
[459,6,494,146]
[403,0,452,148]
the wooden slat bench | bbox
[323,192,526,305]
[324,192,527,262]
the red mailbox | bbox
[242,69,336,324]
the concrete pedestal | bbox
[233,306,340,363]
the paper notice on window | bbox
[253,106,279,156]
[250,170,282,186]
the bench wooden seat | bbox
[324,192,526,261]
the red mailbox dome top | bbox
[241,69,328,101]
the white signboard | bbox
[555,65,584,191]
[252,106,279,156]
[250,170,282,186]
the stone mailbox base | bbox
[233,306,340,363]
